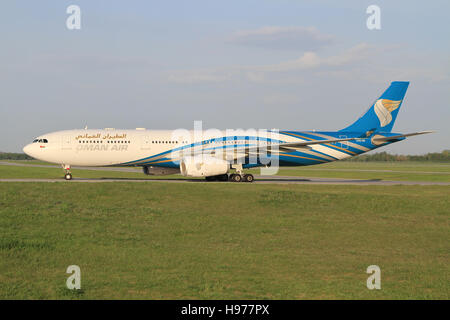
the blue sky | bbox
[0,0,448,153]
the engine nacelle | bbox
[180,155,229,177]
[143,166,180,175]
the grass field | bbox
[0,170,449,299]
[249,161,450,182]
[0,162,184,180]
[1,160,450,182]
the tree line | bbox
[0,152,34,160]
[345,150,450,162]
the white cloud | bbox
[229,26,335,51]
[323,43,373,66]
[253,51,322,73]
[167,43,375,84]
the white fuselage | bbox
[22,128,313,167]
[24,129,189,166]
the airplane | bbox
[23,81,432,182]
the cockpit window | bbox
[33,138,48,143]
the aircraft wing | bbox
[241,131,434,160]
[244,136,364,153]
[177,131,434,161]
[221,136,365,161]
[278,136,363,148]
[206,136,368,160]
[177,136,362,158]
[271,131,434,150]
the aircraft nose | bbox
[23,144,34,157]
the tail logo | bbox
[373,99,401,127]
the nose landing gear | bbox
[62,164,72,180]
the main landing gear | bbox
[62,164,72,180]
[228,173,254,183]
[205,173,254,182]
[229,163,254,182]
[205,164,255,183]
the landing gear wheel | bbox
[243,174,254,183]
[219,174,229,181]
[230,174,242,182]
[64,173,73,181]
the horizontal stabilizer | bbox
[371,131,434,143]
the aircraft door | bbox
[62,136,72,150]
[141,136,152,150]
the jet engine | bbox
[180,155,229,177]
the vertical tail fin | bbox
[340,81,409,133]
